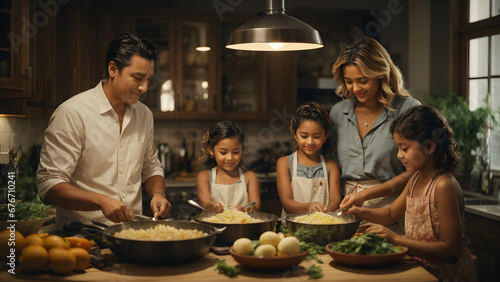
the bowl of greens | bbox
[0,201,54,236]
[325,233,408,266]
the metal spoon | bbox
[335,208,348,216]
[243,200,257,210]
[188,199,211,213]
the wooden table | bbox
[0,251,437,282]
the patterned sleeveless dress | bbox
[405,171,478,281]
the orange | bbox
[42,235,69,251]
[0,229,26,259]
[64,237,92,252]
[68,247,91,271]
[19,244,49,272]
[25,234,44,246]
[48,247,76,275]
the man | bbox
[37,33,171,228]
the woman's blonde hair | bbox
[332,36,411,110]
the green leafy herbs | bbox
[0,201,50,221]
[300,242,323,263]
[306,265,323,279]
[331,233,399,255]
[215,259,240,278]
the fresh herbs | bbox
[331,233,399,255]
[300,242,323,263]
[0,201,50,221]
[215,259,240,278]
[306,265,323,279]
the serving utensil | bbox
[243,200,257,210]
[335,208,348,216]
[188,199,211,213]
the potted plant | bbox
[427,93,498,192]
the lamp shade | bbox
[226,0,323,51]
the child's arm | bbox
[244,170,261,212]
[380,176,463,263]
[339,171,414,210]
[276,156,323,213]
[326,160,342,212]
[196,170,224,212]
[344,180,409,225]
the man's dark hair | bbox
[104,33,159,78]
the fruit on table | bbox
[64,237,92,252]
[277,236,301,255]
[259,231,281,247]
[232,238,254,255]
[48,247,77,275]
[68,247,91,271]
[0,229,26,258]
[19,244,49,272]
[254,244,277,257]
[42,235,70,251]
[25,234,44,246]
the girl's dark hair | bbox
[290,102,333,157]
[104,33,159,78]
[200,121,245,167]
[390,105,461,175]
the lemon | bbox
[42,235,69,251]
[25,234,44,246]
[277,236,301,255]
[259,231,282,247]
[232,238,254,255]
[48,247,76,275]
[19,245,49,272]
[0,229,26,259]
[68,247,91,271]
[254,244,276,257]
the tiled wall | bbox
[0,117,48,163]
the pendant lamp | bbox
[226,0,323,51]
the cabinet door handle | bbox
[23,67,32,80]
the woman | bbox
[330,36,420,233]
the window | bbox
[456,0,500,173]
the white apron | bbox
[210,167,248,210]
[344,180,403,234]
[281,151,329,218]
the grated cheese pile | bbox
[293,212,346,224]
[114,224,207,240]
[202,209,263,223]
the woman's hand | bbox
[308,202,327,213]
[365,224,400,244]
[339,192,365,210]
[99,195,134,223]
[150,193,172,219]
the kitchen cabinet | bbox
[134,16,219,120]
[135,18,297,120]
[465,211,500,282]
[0,0,30,99]
[0,0,92,116]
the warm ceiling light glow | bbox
[268,42,284,50]
[195,46,211,52]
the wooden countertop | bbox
[1,251,437,281]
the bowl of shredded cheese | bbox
[284,212,360,246]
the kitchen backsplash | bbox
[0,116,293,172]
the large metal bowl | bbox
[102,220,223,265]
[284,212,361,246]
[192,212,278,245]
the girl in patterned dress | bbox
[344,105,478,281]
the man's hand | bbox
[100,196,134,223]
[150,193,172,219]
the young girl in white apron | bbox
[344,106,478,281]
[196,121,261,213]
[276,103,342,217]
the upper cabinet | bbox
[135,16,297,120]
[0,0,30,99]
[134,16,219,119]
